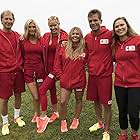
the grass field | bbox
[0,77,139,140]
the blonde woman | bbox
[54,27,86,132]
[22,19,46,131]
[38,16,68,133]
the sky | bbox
[0,0,140,36]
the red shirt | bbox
[43,29,68,74]
[54,47,86,89]
[22,38,44,70]
[85,26,113,77]
[115,35,140,87]
[0,29,23,72]
[46,36,58,72]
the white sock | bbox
[1,115,8,125]
[41,115,47,120]
[14,108,20,119]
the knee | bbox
[60,100,67,108]
[76,98,82,104]
[33,94,39,101]
[104,105,111,113]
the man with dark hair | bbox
[85,9,113,140]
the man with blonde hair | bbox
[0,10,25,135]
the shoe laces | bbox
[61,120,67,128]
[102,131,110,140]
[131,134,139,140]
[15,116,25,127]
[71,118,79,127]
[118,134,128,140]
[50,112,59,120]
[2,123,10,135]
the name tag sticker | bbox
[37,79,43,83]
[100,39,109,44]
[125,45,135,51]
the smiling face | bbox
[1,11,14,31]
[28,22,36,36]
[71,29,81,44]
[114,19,128,39]
[88,13,102,34]
[48,19,60,35]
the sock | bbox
[1,115,8,125]
[14,108,20,119]
[41,115,48,120]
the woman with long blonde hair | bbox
[22,19,46,132]
[54,27,86,132]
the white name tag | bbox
[48,73,54,79]
[125,45,135,51]
[100,39,109,44]
[75,89,83,91]
[79,53,86,58]
[37,79,43,83]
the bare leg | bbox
[0,98,8,116]
[94,102,103,122]
[60,88,71,120]
[27,82,40,116]
[14,94,21,109]
[103,105,112,132]
[73,90,84,119]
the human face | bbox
[88,13,102,33]
[71,29,81,44]
[114,19,128,40]
[28,22,36,36]
[1,12,14,31]
[48,20,60,35]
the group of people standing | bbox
[0,8,139,140]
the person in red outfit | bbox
[54,27,86,133]
[38,16,68,133]
[22,19,48,132]
[112,17,140,140]
[85,9,113,140]
[0,10,25,136]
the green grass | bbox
[0,79,139,140]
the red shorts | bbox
[24,68,45,83]
[86,75,112,105]
[0,71,25,99]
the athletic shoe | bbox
[89,122,105,132]
[70,118,79,129]
[49,112,59,123]
[102,131,110,140]
[1,123,10,136]
[118,134,128,140]
[14,117,25,127]
[61,120,68,133]
[131,134,139,140]
[31,114,38,123]
[37,116,50,133]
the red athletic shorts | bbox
[0,71,25,99]
[86,75,112,105]
[24,68,45,83]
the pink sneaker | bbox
[37,116,50,133]
[31,114,38,123]
[61,120,68,133]
[49,112,59,123]
[70,118,79,129]
[118,134,128,140]
[131,134,139,140]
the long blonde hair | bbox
[24,19,41,39]
[65,27,85,60]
